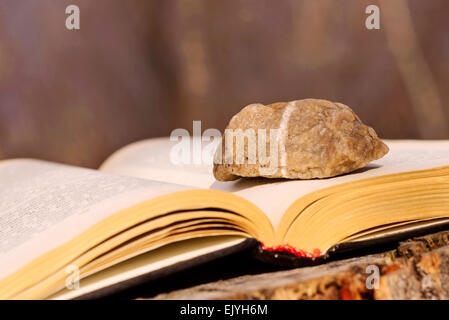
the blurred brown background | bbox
[0,0,448,168]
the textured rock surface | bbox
[213,99,389,181]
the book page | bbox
[49,235,245,300]
[100,137,219,188]
[101,138,449,229]
[0,159,189,280]
[213,140,449,229]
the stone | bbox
[213,99,389,181]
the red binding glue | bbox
[261,243,321,258]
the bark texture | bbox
[150,230,449,300]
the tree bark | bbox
[149,230,449,300]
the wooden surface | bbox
[149,230,449,300]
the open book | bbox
[1,138,449,299]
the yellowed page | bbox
[100,137,217,188]
[215,140,449,229]
[101,138,449,230]
[0,159,189,281]
[49,235,245,300]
